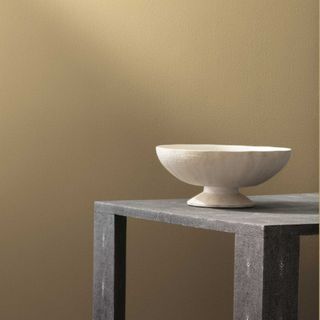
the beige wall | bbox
[0,1,318,319]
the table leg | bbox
[93,213,127,320]
[233,230,300,320]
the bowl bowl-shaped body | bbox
[156,144,291,208]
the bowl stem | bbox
[187,186,254,208]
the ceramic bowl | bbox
[156,144,291,208]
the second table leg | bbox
[233,229,300,320]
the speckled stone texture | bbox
[93,193,318,320]
[93,214,126,320]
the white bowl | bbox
[156,144,291,208]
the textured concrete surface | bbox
[234,232,300,320]
[94,214,126,320]
[95,193,318,236]
[93,193,318,320]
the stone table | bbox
[93,193,319,320]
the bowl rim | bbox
[156,144,291,152]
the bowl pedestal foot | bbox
[187,187,254,208]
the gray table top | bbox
[95,193,319,236]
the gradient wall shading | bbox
[0,1,318,319]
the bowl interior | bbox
[157,144,291,152]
